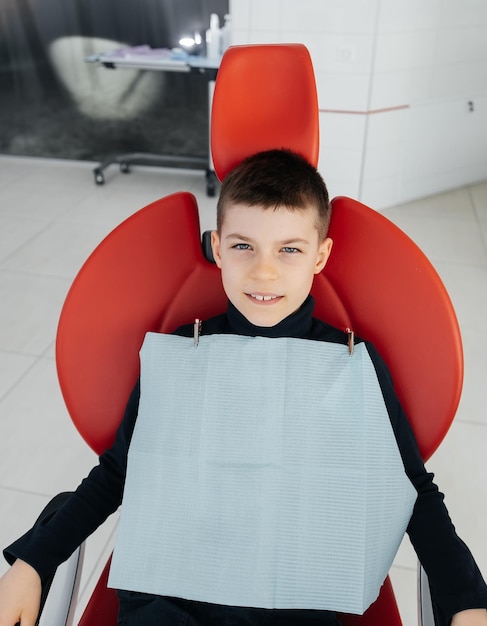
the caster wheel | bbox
[94,171,105,185]
[120,162,130,174]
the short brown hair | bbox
[216,149,331,240]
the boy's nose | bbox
[250,254,279,280]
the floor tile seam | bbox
[0,167,94,184]
[432,259,487,273]
[459,319,487,333]
[452,416,487,430]
[0,483,54,500]
[384,225,487,263]
[0,219,57,268]
[0,353,45,404]
[386,201,477,220]
[20,179,86,193]
[389,218,481,232]
[411,213,479,223]
[386,183,474,205]
[1,212,115,243]
[395,213,487,227]
[0,178,30,193]
[0,341,55,362]
[0,212,51,228]
[422,250,487,276]
[0,347,40,359]
[390,562,417,574]
[81,187,197,205]
[0,265,75,282]
[1,194,99,217]
[51,211,128,231]
[459,327,487,338]
[0,155,97,172]
[468,185,487,235]
[466,185,477,212]
[40,341,56,359]
[383,185,481,213]
[425,255,487,269]
[59,195,178,218]
[476,222,487,258]
[0,184,105,205]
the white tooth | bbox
[252,294,277,301]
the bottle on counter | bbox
[206,13,222,59]
[221,14,232,53]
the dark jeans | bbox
[116,592,342,626]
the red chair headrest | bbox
[211,44,319,181]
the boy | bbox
[1,149,487,626]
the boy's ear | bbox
[210,231,223,268]
[314,237,333,274]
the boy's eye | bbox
[232,243,251,250]
[281,246,300,254]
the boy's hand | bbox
[0,559,41,626]
[452,609,487,625]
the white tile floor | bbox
[0,154,486,625]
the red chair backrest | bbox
[316,196,463,461]
[56,192,225,455]
[56,45,462,625]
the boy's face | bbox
[211,203,333,327]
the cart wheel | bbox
[94,171,105,185]
[120,162,130,174]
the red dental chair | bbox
[49,44,462,625]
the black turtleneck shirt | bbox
[5,297,487,623]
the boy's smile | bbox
[211,203,333,327]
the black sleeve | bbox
[3,380,141,585]
[366,342,487,624]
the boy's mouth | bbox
[247,293,282,303]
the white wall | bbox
[229,0,487,209]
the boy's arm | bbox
[0,559,41,626]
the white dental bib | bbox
[109,333,417,614]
